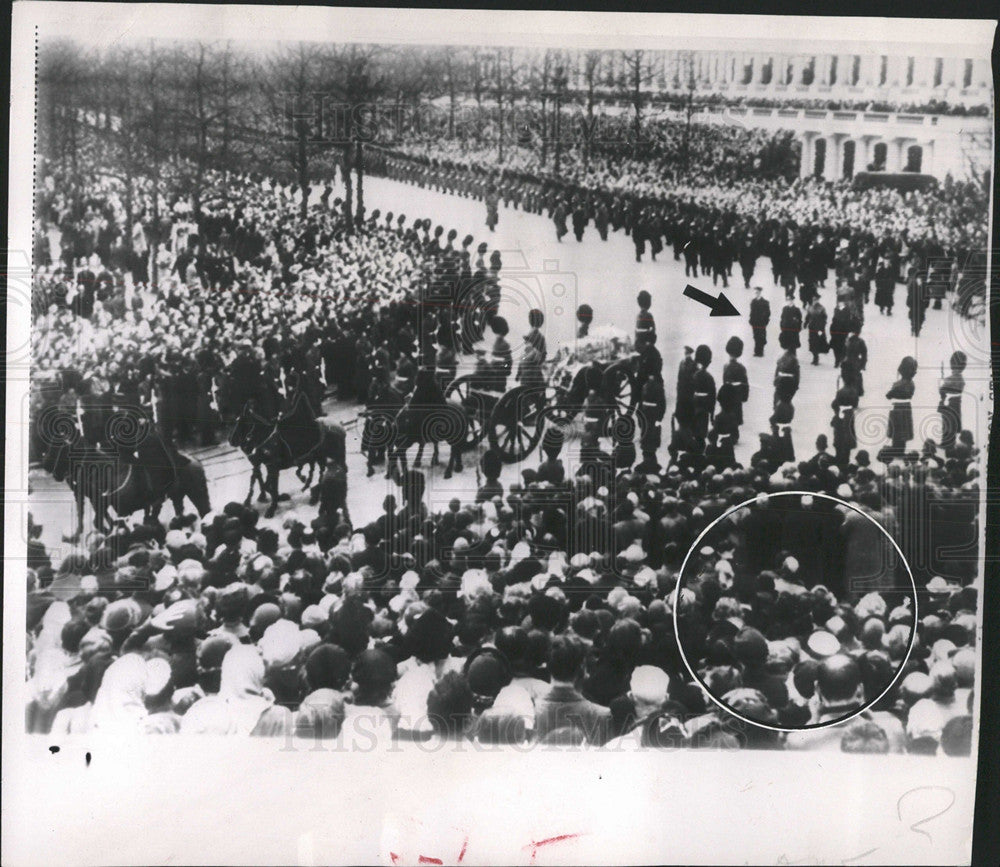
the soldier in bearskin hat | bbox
[691,344,716,442]
[718,336,749,443]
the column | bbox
[971,57,990,89]
[889,137,905,172]
[922,140,935,174]
[824,136,841,181]
[941,56,960,88]
[817,53,832,85]
[800,132,816,178]
[858,136,872,171]
[861,55,878,87]
[913,56,932,87]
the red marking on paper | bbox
[418,857,443,865]
[523,833,582,865]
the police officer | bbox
[749,286,770,357]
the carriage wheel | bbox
[489,387,544,463]
[445,374,488,447]
[545,386,576,427]
[604,361,638,416]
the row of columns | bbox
[569,50,991,93]
[798,132,935,180]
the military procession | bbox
[24,36,986,754]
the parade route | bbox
[28,172,983,555]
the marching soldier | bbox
[634,291,656,350]
[637,369,667,473]
[718,336,749,443]
[939,350,966,454]
[831,360,860,469]
[691,344,716,443]
[674,345,697,429]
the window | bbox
[813,137,826,178]
[962,59,973,88]
[906,57,915,86]
[851,56,861,85]
[905,144,923,173]
[830,55,838,84]
[871,141,888,171]
[802,58,815,86]
[879,56,887,85]
[843,140,856,179]
[933,58,943,87]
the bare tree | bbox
[255,42,336,221]
[581,50,602,172]
[620,50,654,156]
[677,51,699,172]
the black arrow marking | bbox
[683,284,740,317]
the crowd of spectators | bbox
[25,411,980,752]
[31,137,505,456]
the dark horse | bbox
[246,391,347,518]
[42,411,211,540]
[228,401,274,505]
[387,368,470,481]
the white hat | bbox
[630,666,670,705]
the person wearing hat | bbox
[749,286,770,357]
[803,297,829,366]
[552,197,569,243]
[829,293,855,368]
[938,351,966,454]
[874,253,896,316]
[691,345,716,444]
[885,356,917,458]
[605,665,671,747]
[718,336,749,443]
[674,345,697,429]
[576,303,594,339]
[537,428,566,486]
[906,264,929,337]
[830,359,861,470]
[636,365,666,473]
[634,291,655,350]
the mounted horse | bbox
[387,367,470,481]
[241,391,347,518]
[40,403,212,539]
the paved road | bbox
[28,172,984,557]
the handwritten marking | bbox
[85,751,92,767]
[418,857,443,865]
[524,833,581,865]
[457,836,468,863]
[48,745,60,754]
[897,786,956,845]
[842,847,879,863]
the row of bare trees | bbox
[37,39,706,254]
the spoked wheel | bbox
[544,385,577,427]
[604,360,639,416]
[489,387,545,463]
[445,375,489,448]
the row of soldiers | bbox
[373,148,978,320]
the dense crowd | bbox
[31,141,507,457]
[27,115,983,754]
[26,417,978,751]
